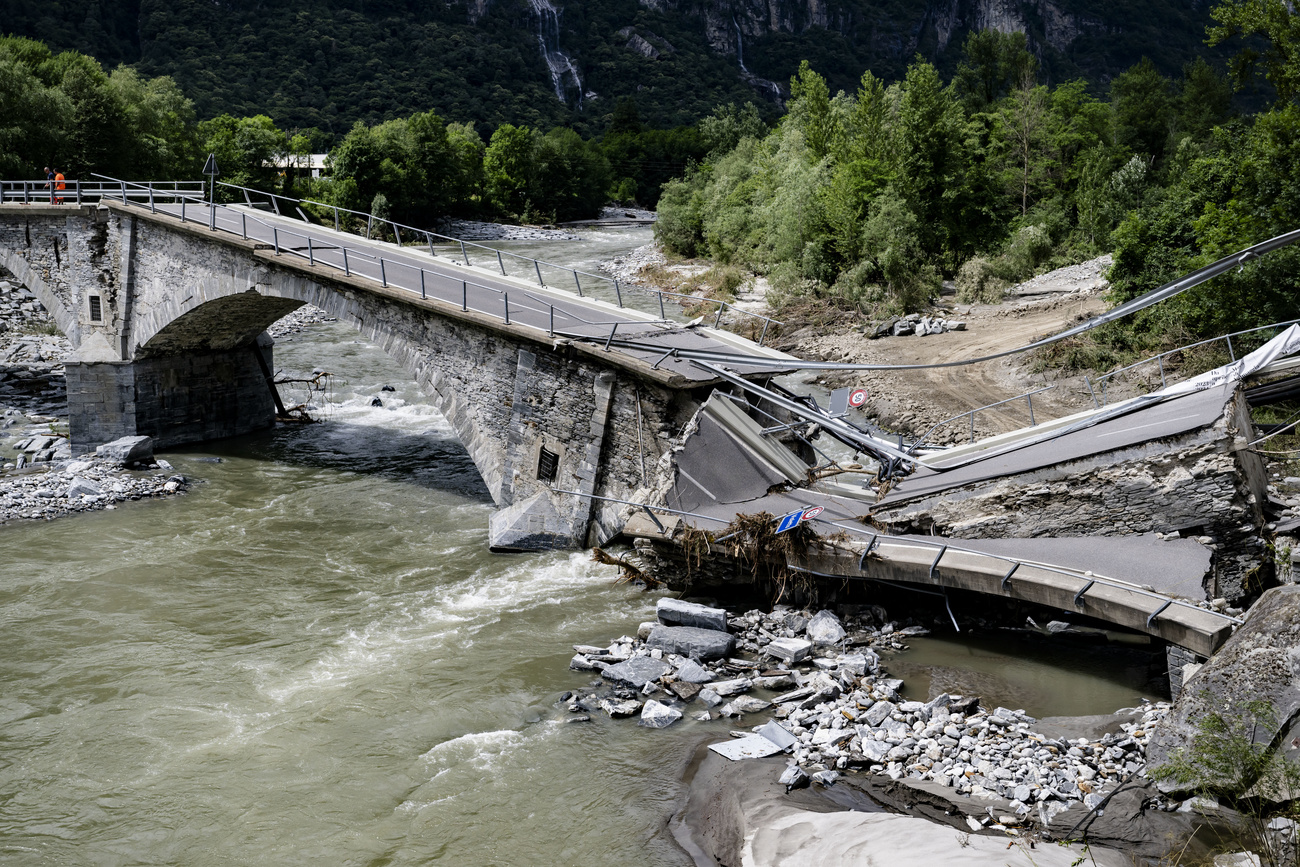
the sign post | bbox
[202,153,220,230]
[775,505,824,534]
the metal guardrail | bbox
[88,176,689,346]
[1086,319,1300,406]
[907,386,1056,452]
[216,181,782,345]
[1,179,205,206]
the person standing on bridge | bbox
[44,167,54,203]
[53,169,65,205]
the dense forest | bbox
[6,0,1229,135]
[656,1,1300,356]
[0,34,708,222]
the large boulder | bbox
[806,610,846,646]
[646,624,734,660]
[601,656,672,689]
[1146,586,1300,797]
[95,435,153,465]
[657,597,729,632]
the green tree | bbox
[1111,58,1176,161]
[953,29,1038,112]
[483,123,537,217]
[1208,0,1300,104]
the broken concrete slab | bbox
[657,597,728,632]
[95,435,153,465]
[646,624,734,660]
[601,656,672,689]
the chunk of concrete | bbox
[646,624,734,660]
[763,637,812,664]
[657,597,728,632]
[601,656,672,689]
[487,492,574,552]
[95,435,153,465]
[639,699,683,728]
[65,477,102,498]
[598,697,642,718]
[675,659,714,684]
[807,609,846,645]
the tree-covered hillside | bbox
[6,0,1231,136]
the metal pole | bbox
[429,234,436,258]
[1226,334,1236,361]
[241,212,247,239]
[181,197,185,222]
[149,187,155,213]
[209,199,216,231]
[534,260,544,286]
[759,319,770,346]
[462,281,467,311]
[307,236,314,266]
[460,241,469,266]
[549,305,554,336]
[343,248,350,276]
[658,292,666,319]
[75,182,81,206]
[1027,393,1035,426]
[273,227,279,254]
[333,206,339,232]
[1157,355,1167,388]
[604,323,618,350]
[497,251,505,275]
[420,269,426,299]
[503,293,509,325]
[393,223,401,246]
[380,259,387,286]
[367,214,373,239]
[1085,376,1098,408]
[614,280,623,307]
[969,412,976,442]
[573,271,582,296]
[714,302,725,328]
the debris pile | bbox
[872,313,968,339]
[565,599,1173,833]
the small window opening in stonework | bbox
[537,447,559,482]
[89,296,102,322]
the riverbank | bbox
[564,600,1205,861]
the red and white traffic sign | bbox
[847,388,869,408]
[800,506,824,522]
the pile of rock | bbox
[873,313,968,339]
[268,304,337,338]
[7,429,71,466]
[599,243,666,287]
[566,599,1172,833]
[435,219,581,242]
[0,435,188,524]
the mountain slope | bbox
[5,0,1225,133]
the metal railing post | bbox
[241,212,247,239]
[573,271,583,296]
[503,292,510,325]
[1157,354,1167,388]
[429,234,436,258]
[1226,334,1236,361]
[333,206,340,232]
[614,279,623,307]
[307,236,314,266]
[75,182,81,206]
[149,187,155,213]
[1027,393,1035,426]
[272,227,280,254]
[714,302,725,328]
[497,251,505,275]
[759,319,770,347]
[658,292,666,319]
[342,247,350,276]
[209,199,216,231]
[549,305,554,336]
[393,223,401,246]
[460,241,469,266]
[367,214,373,239]
[380,259,387,286]
[534,260,544,286]
[420,269,426,299]
[462,281,467,311]
[969,412,976,442]
[1085,376,1099,408]
[180,197,186,222]
[605,323,618,351]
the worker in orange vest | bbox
[54,169,66,204]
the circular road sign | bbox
[801,506,824,522]
[848,388,869,408]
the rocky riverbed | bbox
[567,599,1180,842]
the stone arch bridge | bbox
[0,198,789,551]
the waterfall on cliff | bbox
[733,16,746,72]
[527,0,582,106]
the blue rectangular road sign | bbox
[775,510,804,534]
